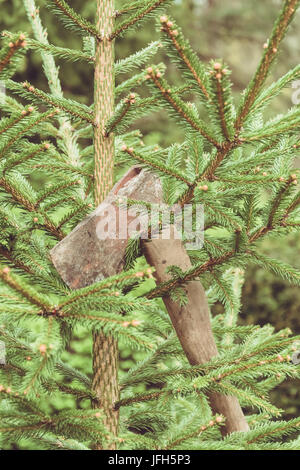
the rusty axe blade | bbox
[50,166,163,289]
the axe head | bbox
[50,167,163,289]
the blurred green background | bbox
[1,0,299,440]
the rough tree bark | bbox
[93,0,119,449]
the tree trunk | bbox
[142,229,249,436]
[93,0,119,449]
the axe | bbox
[50,166,249,435]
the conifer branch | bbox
[235,333,295,363]
[0,176,65,239]
[49,0,102,41]
[218,382,282,417]
[164,416,224,449]
[30,162,93,180]
[9,81,95,124]
[114,391,164,410]
[199,140,236,182]
[206,355,290,385]
[283,191,300,218]
[23,343,53,395]
[159,16,210,100]
[0,177,35,212]
[121,145,192,185]
[246,418,300,445]
[244,117,300,142]
[197,197,242,231]
[0,266,51,310]
[0,422,50,434]
[3,142,50,174]
[0,34,27,74]
[110,0,171,40]
[267,176,297,227]
[0,245,38,277]
[0,109,59,158]
[34,181,81,208]
[27,39,95,64]
[0,107,34,137]
[114,3,140,18]
[250,63,300,115]
[235,0,300,131]
[211,64,232,141]
[115,41,160,75]
[247,251,300,285]
[58,269,152,310]
[178,137,241,208]
[41,196,81,212]
[24,0,82,167]
[249,175,298,241]
[216,175,281,184]
[56,203,89,229]
[146,68,220,147]
[105,94,136,136]
[145,251,234,299]
[115,72,147,98]
[42,378,93,400]
[121,331,293,390]
[260,139,281,154]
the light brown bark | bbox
[93,0,119,449]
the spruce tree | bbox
[0,0,300,450]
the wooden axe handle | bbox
[142,232,249,435]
